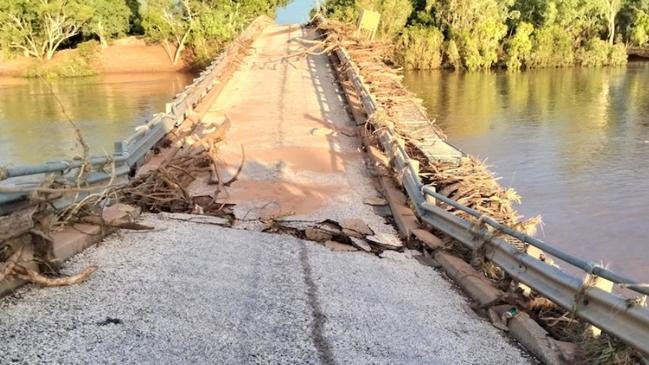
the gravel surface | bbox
[0,214,532,365]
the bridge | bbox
[0,17,648,364]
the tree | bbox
[618,0,649,44]
[84,0,132,48]
[140,0,195,65]
[395,25,444,69]
[504,21,533,70]
[431,0,510,70]
[0,0,93,60]
[601,0,623,44]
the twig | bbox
[224,145,246,186]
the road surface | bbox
[0,214,531,364]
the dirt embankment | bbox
[0,37,190,77]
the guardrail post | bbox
[424,186,436,206]
[113,141,128,157]
[519,244,546,296]
[587,276,614,337]
[165,103,173,114]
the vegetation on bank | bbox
[0,0,286,77]
[322,0,649,70]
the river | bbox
[404,62,649,280]
[0,73,194,165]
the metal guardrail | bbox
[332,44,649,354]
[0,17,270,216]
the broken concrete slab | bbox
[367,232,404,250]
[350,237,372,252]
[339,218,373,236]
[325,240,358,252]
[305,228,333,242]
[508,312,568,365]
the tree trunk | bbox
[173,44,184,65]
[45,48,56,61]
[609,17,615,45]
[161,40,175,64]
[172,29,192,65]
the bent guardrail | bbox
[0,16,272,216]
[332,43,649,354]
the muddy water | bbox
[404,63,649,280]
[0,73,194,165]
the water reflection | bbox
[404,63,649,279]
[0,73,193,164]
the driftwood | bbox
[0,246,24,282]
[0,207,36,242]
[12,264,97,287]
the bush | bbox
[77,40,101,63]
[577,38,611,67]
[24,54,97,79]
[609,43,628,65]
[395,25,444,69]
[445,40,461,69]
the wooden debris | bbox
[0,246,24,282]
[12,264,97,287]
[0,207,36,242]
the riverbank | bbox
[0,38,190,78]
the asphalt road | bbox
[0,214,531,364]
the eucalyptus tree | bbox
[83,0,132,48]
[140,0,195,65]
[0,0,93,60]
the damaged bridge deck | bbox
[0,23,532,364]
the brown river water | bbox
[404,62,649,280]
[0,73,193,165]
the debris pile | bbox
[116,117,240,221]
[312,15,644,364]
[313,17,539,242]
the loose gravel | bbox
[0,214,532,365]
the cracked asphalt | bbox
[0,214,531,364]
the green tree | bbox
[504,21,533,70]
[601,0,624,44]
[619,0,649,45]
[140,0,195,65]
[0,0,93,60]
[395,25,444,69]
[84,0,132,48]
[432,0,510,70]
